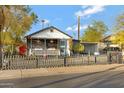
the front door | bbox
[60,39,67,56]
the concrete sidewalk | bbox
[0,64,124,80]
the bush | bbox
[73,43,84,53]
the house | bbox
[101,35,121,53]
[80,35,122,55]
[81,42,99,55]
[101,35,112,47]
[72,40,99,55]
[73,34,122,55]
[26,26,72,56]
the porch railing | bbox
[31,49,60,56]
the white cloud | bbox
[66,27,73,31]
[81,5,89,9]
[75,5,105,18]
[81,25,88,29]
[66,24,88,31]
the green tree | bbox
[73,43,84,53]
[115,13,124,32]
[81,20,108,42]
[111,13,124,49]
[0,5,38,54]
[92,20,108,35]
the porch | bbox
[27,38,67,56]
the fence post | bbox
[88,55,90,64]
[118,52,122,64]
[36,56,38,68]
[95,56,97,63]
[64,56,66,66]
[107,52,111,64]
[8,60,10,69]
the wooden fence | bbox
[1,55,110,70]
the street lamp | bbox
[0,7,5,68]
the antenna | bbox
[41,20,45,29]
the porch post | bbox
[31,38,32,50]
[44,39,47,56]
[57,39,60,55]
[26,38,28,55]
[64,39,67,66]
[65,39,67,56]
[57,39,58,49]
[29,37,32,55]
[44,39,47,50]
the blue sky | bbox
[29,5,124,39]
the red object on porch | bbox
[19,44,27,55]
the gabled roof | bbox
[101,35,112,42]
[26,26,72,38]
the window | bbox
[46,39,57,49]
[32,39,44,49]
[60,40,66,48]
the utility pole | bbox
[78,16,80,41]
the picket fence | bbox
[1,55,110,70]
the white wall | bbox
[31,28,71,39]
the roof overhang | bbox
[25,26,72,39]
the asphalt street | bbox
[1,65,124,88]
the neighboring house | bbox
[102,35,121,48]
[26,26,72,56]
[101,35,112,47]
[100,35,121,53]
[73,40,99,55]
[80,35,121,55]
[73,34,122,55]
[72,35,121,55]
[81,42,99,55]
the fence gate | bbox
[107,51,123,64]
